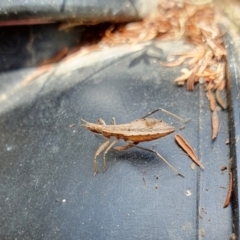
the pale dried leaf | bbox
[174,69,193,82]
[223,172,233,208]
[216,88,227,109]
[207,89,216,111]
[212,109,219,140]
[175,134,204,169]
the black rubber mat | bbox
[0,24,237,239]
[0,0,154,24]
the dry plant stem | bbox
[130,144,184,178]
[211,110,219,140]
[223,171,233,208]
[175,134,204,169]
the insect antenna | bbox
[72,119,89,138]
[80,118,88,124]
[80,118,90,128]
[130,144,184,178]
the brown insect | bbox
[81,108,185,177]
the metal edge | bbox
[223,31,240,238]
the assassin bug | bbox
[81,108,186,177]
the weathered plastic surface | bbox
[0,24,235,239]
[0,0,158,24]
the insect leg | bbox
[98,118,106,125]
[111,117,116,125]
[94,139,111,175]
[141,108,187,123]
[129,144,185,178]
[140,109,159,118]
[103,139,119,171]
[114,142,135,151]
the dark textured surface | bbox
[224,32,240,238]
[0,0,152,23]
[0,24,82,71]
[0,32,233,239]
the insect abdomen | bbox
[102,118,175,142]
[123,132,173,142]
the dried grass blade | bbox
[215,79,226,91]
[174,69,192,82]
[216,89,227,109]
[139,29,158,42]
[172,49,205,58]
[197,50,213,75]
[196,70,219,77]
[160,57,186,67]
[205,37,227,56]
[188,55,203,67]
[186,65,199,91]
[186,74,195,91]
[223,172,233,208]
[205,82,214,91]
[175,134,204,169]
[208,89,216,111]
[161,52,195,67]
[211,109,219,140]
